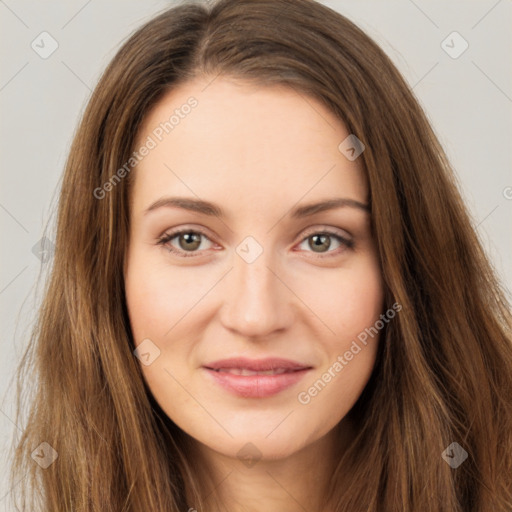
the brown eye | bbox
[297,230,354,256]
[157,229,214,258]
[308,234,332,253]
[177,232,202,251]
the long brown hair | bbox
[10,0,512,510]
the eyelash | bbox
[157,227,354,259]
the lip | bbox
[203,357,312,398]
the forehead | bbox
[131,76,368,218]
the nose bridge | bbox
[220,238,292,336]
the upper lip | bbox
[203,357,312,372]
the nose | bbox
[219,247,295,339]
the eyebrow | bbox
[143,196,370,218]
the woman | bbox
[11,0,512,510]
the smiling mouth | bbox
[203,366,312,398]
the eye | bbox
[296,228,354,257]
[157,227,354,259]
[157,229,215,258]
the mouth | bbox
[207,368,302,376]
[202,357,312,398]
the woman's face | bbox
[124,76,384,461]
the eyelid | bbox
[299,224,352,240]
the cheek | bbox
[297,254,384,342]
[295,259,384,412]
[124,249,209,340]
[124,252,204,420]
[335,270,383,339]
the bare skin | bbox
[124,76,384,511]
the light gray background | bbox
[1,0,511,508]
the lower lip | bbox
[203,368,311,398]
